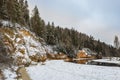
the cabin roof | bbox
[79,48,97,55]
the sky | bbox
[28,0,120,45]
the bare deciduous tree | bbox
[114,35,120,49]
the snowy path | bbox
[26,60,120,80]
[17,67,31,80]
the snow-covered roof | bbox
[82,48,97,55]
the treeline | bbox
[30,6,120,57]
[0,0,120,57]
[0,0,29,26]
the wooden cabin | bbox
[77,48,97,59]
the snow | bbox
[26,60,120,80]
[1,20,21,28]
[1,20,49,65]
[15,52,24,57]
[44,45,58,54]
[92,59,120,65]
[16,38,21,43]
[3,67,17,80]
[19,31,46,56]
[5,25,46,58]
[1,20,12,27]
[44,45,54,53]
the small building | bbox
[77,48,97,59]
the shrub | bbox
[0,21,3,27]
[40,55,47,65]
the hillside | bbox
[0,0,120,80]
[0,0,120,58]
[0,21,49,66]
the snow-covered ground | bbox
[26,60,120,80]
[3,67,17,80]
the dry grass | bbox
[16,57,23,66]
[15,34,23,39]
[40,55,47,64]
[30,44,37,48]
[3,35,16,54]
[20,30,31,36]
[29,54,47,65]
[29,55,39,62]
[64,58,73,62]
[0,69,5,80]
[17,39,24,44]
[0,28,15,38]
[46,53,56,59]
[18,48,25,55]
[16,67,31,80]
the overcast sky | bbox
[28,0,120,45]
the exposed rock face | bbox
[0,21,48,66]
[0,34,13,64]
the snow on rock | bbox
[1,20,21,28]
[44,45,58,54]
[0,21,48,65]
[26,60,120,80]
[44,45,54,53]
[3,67,17,80]
[1,20,12,27]
[14,29,47,63]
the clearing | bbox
[26,60,120,80]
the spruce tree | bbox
[30,6,46,38]
[6,0,16,22]
[46,22,56,45]
[18,0,25,25]
[23,0,29,26]
[0,0,8,20]
[14,0,20,23]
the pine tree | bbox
[30,6,46,38]
[46,22,56,45]
[23,0,29,26]
[41,20,47,41]
[6,0,16,22]
[18,0,25,25]
[31,6,40,33]
[13,0,20,23]
[0,0,8,20]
